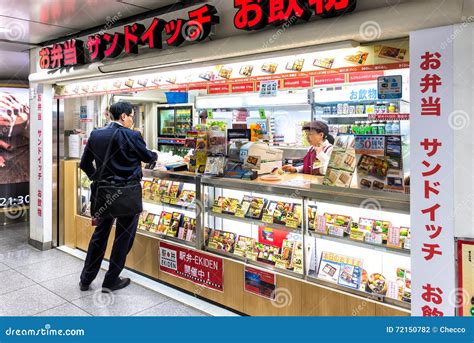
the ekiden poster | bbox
[0,87,30,217]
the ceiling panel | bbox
[0,50,29,80]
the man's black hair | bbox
[109,101,133,120]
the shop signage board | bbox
[233,0,357,31]
[244,266,276,300]
[377,75,403,99]
[159,241,224,292]
[457,239,474,317]
[39,5,220,70]
[410,26,455,316]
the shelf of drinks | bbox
[207,210,302,234]
[308,231,410,256]
[137,228,196,248]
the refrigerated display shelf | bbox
[207,210,302,233]
[308,231,410,256]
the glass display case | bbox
[75,164,410,310]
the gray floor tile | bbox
[0,238,29,253]
[134,300,208,317]
[0,262,9,272]
[0,285,67,316]
[41,271,106,302]
[0,269,36,295]
[16,255,84,283]
[0,247,69,268]
[72,283,170,316]
[35,303,91,317]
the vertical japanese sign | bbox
[159,241,224,292]
[411,26,455,316]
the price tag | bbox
[262,213,274,224]
[161,196,171,204]
[212,206,222,214]
[328,225,345,237]
[286,218,299,229]
[315,215,328,234]
[350,229,365,241]
[170,198,179,205]
[259,108,266,119]
[387,226,402,248]
[365,232,383,245]
[235,208,246,218]
[403,237,411,250]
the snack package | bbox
[233,236,256,258]
[168,182,183,200]
[207,229,236,253]
[212,196,226,213]
[324,213,352,236]
[308,205,318,230]
[157,212,172,234]
[365,273,388,295]
[275,240,295,270]
[179,190,196,206]
[158,180,171,200]
[245,197,267,220]
[143,213,155,232]
[255,243,280,265]
[396,268,412,303]
[235,195,252,218]
[149,215,160,233]
[166,212,182,237]
[138,211,149,231]
[286,204,302,228]
[142,180,153,200]
[178,217,196,242]
[222,197,240,215]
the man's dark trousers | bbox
[80,213,139,288]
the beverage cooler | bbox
[157,105,193,157]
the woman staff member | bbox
[283,121,334,176]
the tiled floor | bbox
[0,223,213,317]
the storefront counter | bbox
[63,159,410,316]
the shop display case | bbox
[200,176,411,309]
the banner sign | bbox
[159,241,224,292]
[411,26,455,316]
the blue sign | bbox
[378,75,403,99]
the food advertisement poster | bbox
[0,87,30,217]
[244,266,276,300]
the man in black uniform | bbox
[79,102,157,292]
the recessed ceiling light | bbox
[0,27,12,33]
